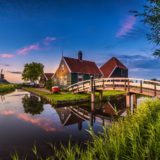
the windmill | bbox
[0,69,4,79]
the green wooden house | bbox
[53,52,102,86]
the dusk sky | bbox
[0,0,158,83]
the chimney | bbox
[78,51,83,60]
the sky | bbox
[0,0,159,83]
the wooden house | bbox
[39,73,54,87]
[100,57,128,78]
[53,52,102,86]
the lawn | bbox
[23,87,125,105]
[23,87,90,105]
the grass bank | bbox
[0,84,15,94]
[23,87,90,105]
[11,98,160,160]
[23,87,125,105]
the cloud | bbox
[17,43,40,55]
[116,16,136,38]
[43,36,56,45]
[0,53,14,58]
[0,63,10,67]
[7,71,22,74]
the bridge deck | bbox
[67,78,160,98]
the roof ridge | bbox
[63,56,95,63]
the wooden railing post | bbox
[124,80,127,91]
[154,83,156,96]
[83,82,84,91]
[102,79,105,89]
[128,79,130,92]
[90,76,95,103]
[77,84,79,92]
[140,80,142,93]
[113,79,115,90]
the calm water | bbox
[0,90,127,159]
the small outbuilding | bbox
[39,73,54,87]
[100,57,128,78]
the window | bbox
[121,70,125,76]
[78,74,83,82]
[61,64,64,71]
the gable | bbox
[100,57,128,78]
[54,57,70,77]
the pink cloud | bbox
[17,43,40,55]
[0,110,15,116]
[0,53,14,58]
[116,16,136,37]
[17,113,57,132]
[43,36,56,45]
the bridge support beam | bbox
[126,93,131,108]
[132,94,137,109]
[98,90,103,101]
[126,93,137,109]
[91,92,95,103]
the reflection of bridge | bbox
[68,78,160,107]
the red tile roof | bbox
[100,57,127,78]
[63,57,102,75]
[44,73,54,80]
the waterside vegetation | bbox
[0,84,15,94]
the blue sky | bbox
[0,0,158,82]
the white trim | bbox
[51,74,55,79]
[44,74,48,80]
[108,65,117,78]
[63,57,72,73]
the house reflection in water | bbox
[56,107,84,130]
[55,96,126,129]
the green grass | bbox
[0,84,15,94]
[23,87,90,105]
[23,88,125,105]
[11,98,160,160]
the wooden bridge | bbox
[67,78,160,107]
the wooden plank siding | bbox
[54,58,72,86]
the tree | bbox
[133,0,160,56]
[22,62,44,83]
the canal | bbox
[0,90,141,159]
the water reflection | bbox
[0,90,137,159]
[22,95,44,115]
[0,95,5,102]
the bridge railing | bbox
[67,78,160,96]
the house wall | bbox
[54,58,71,86]
[110,67,128,78]
[71,73,101,85]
